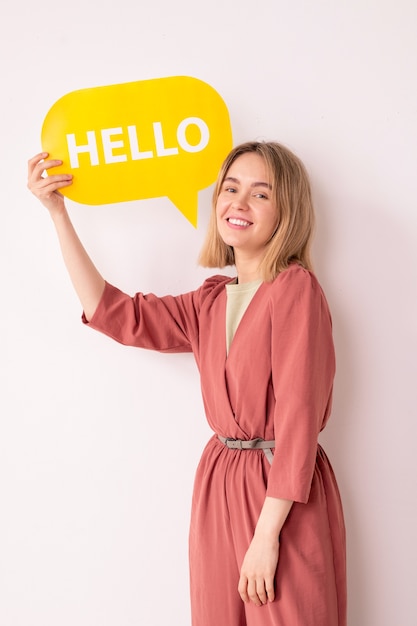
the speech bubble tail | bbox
[168,191,199,228]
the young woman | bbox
[28,141,346,625]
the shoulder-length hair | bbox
[198,141,315,281]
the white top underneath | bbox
[225,279,262,354]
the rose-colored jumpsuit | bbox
[84,264,346,626]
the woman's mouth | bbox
[227,217,252,227]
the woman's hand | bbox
[238,533,279,606]
[238,496,293,606]
[27,152,73,214]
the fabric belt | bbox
[218,435,275,465]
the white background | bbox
[1,1,416,624]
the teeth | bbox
[228,218,250,227]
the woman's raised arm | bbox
[27,152,105,320]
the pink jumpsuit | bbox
[84,264,347,626]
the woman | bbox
[28,141,346,625]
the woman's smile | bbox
[226,216,253,228]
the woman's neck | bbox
[234,254,263,284]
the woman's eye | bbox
[255,193,267,199]
[225,187,236,193]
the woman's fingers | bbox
[28,152,69,183]
[247,578,261,606]
[256,578,269,605]
[27,152,48,175]
[238,574,250,603]
[248,578,270,606]
[27,152,73,209]
[28,172,73,199]
[238,574,272,607]
[28,152,57,179]
[265,577,275,603]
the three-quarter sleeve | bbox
[82,281,199,353]
[82,276,229,355]
[266,266,336,503]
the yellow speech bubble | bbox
[41,76,233,226]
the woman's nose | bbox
[231,191,249,210]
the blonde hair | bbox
[198,141,315,281]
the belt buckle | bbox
[225,438,243,450]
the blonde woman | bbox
[28,141,346,625]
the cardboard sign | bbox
[41,76,233,226]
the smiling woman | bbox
[214,152,279,283]
[27,140,346,626]
[199,141,315,282]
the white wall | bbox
[1,1,416,624]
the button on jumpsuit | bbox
[84,264,347,626]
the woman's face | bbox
[216,152,278,259]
